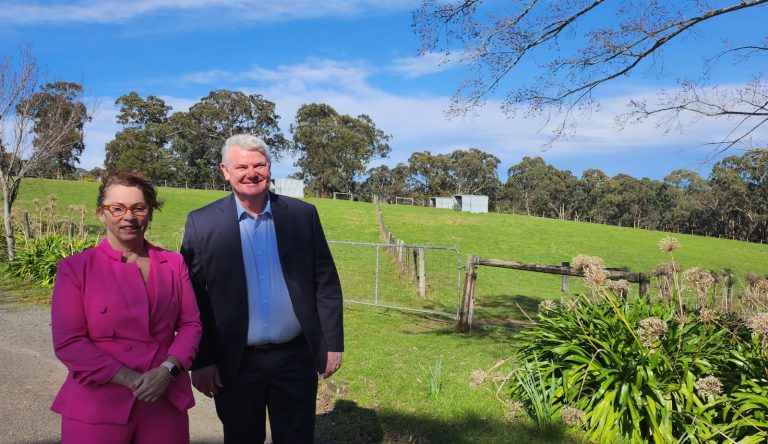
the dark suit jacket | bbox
[181,192,343,381]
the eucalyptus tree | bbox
[449,148,502,198]
[23,82,89,179]
[407,151,454,199]
[105,92,176,181]
[171,90,290,189]
[361,163,412,203]
[292,103,390,197]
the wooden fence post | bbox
[724,272,734,311]
[458,255,476,333]
[639,272,650,297]
[21,211,31,240]
[417,248,427,299]
[560,261,570,303]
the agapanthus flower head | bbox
[538,299,558,315]
[653,261,680,277]
[606,279,629,294]
[695,375,723,397]
[697,308,718,324]
[745,313,768,340]
[658,236,681,253]
[747,274,768,293]
[571,255,604,272]
[683,267,715,294]
[572,255,609,289]
[561,406,586,426]
[638,317,668,347]
[585,267,609,289]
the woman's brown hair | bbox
[96,171,163,214]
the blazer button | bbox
[124,345,133,351]
[99,306,107,313]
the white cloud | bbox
[0,0,415,25]
[389,52,457,78]
[183,59,378,96]
[80,59,766,181]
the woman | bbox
[51,171,202,444]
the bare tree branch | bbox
[0,48,90,259]
[414,0,768,149]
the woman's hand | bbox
[110,366,142,389]
[131,367,172,402]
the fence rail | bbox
[458,255,652,332]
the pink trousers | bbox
[61,397,189,444]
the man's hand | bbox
[131,367,172,403]
[191,364,223,398]
[323,351,343,379]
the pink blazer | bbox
[51,239,202,425]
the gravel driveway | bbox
[0,301,229,444]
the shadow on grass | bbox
[474,294,542,320]
[0,274,52,306]
[358,306,524,343]
[316,399,572,444]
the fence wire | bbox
[328,241,462,319]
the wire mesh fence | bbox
[328,241,463,319]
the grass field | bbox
[4,178,768,442]
[378,202,768,322]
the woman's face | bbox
[97,184,151,247]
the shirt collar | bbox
[235,196,272,221]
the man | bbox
[181,134,343,443]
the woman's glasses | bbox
[100,203,150,218]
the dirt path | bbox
[0,302,226,444]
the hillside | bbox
[8,179,768,322]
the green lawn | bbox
[4,178,768,442]
[378,203,768,321]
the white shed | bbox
[454,195,488,213]
[430,197,457,210]
[271,178,304,198]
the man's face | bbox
[220,146,271,200]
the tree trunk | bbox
[2,180,17,260]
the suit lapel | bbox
[147,245,173,324]
[270,192,292,270]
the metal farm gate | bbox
[327,241,463,319]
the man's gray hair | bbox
[221,134,271,166]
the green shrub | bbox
[507,247,768,443]
[5,235,96,287]
[513,355,562,432]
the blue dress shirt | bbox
[235,198,302,345]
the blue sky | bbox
[1,0,765,181]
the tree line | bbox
[358,151,768,244]
[7,83,767,248]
